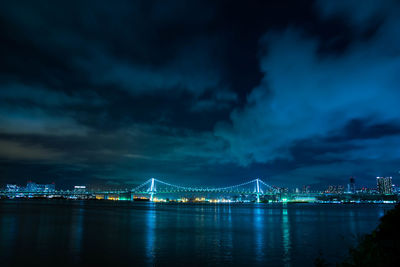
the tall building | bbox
[377,177,393,195]
[347,177,356,194]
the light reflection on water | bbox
[69,204,84,264]
[0,200,394,266]
[254,205,265,263]
[225,204,233,261]
[145,203,156,265]
[282,206,291,267]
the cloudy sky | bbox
[1,0,399,189]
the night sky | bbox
[1,0,399,189]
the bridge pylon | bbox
[149,178,156,201]
[256,178,261,203]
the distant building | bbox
[347,177,356,194]
[44,183,56,192]
[337,185,344,194]
[74,186,86,194]
[392,184,398,194]
[326,185,344,194]
[377,177,393,195]
[36,184,46,192]
[279,187,289,194]
[6,184,20,192]
[26,181,37,191]
[26,181,55,192]
[302,185,310,194]
[326,185,336,194]
[361,187,378,194]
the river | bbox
[0,200,394,266]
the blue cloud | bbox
[215,0,400,179]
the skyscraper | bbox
[377,177,393,195]
[347,177,356,194]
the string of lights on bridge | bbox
[132,178,277,202]
[1,178,279,203]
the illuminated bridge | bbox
[131,178,278,202]
[1,178,279,203]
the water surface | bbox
[0,200,393,266]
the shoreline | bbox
[0,197,398,205]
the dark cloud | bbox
[215,0,400,185]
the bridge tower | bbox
[256,178,261,203]
[149,178,156,202]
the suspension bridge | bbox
[1,178,280,203]
[131,178,278,202]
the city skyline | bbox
[2,175,397,193]
[2,176,398,206]
[1,0,400,189]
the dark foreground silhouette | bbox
[316,204,400,266]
